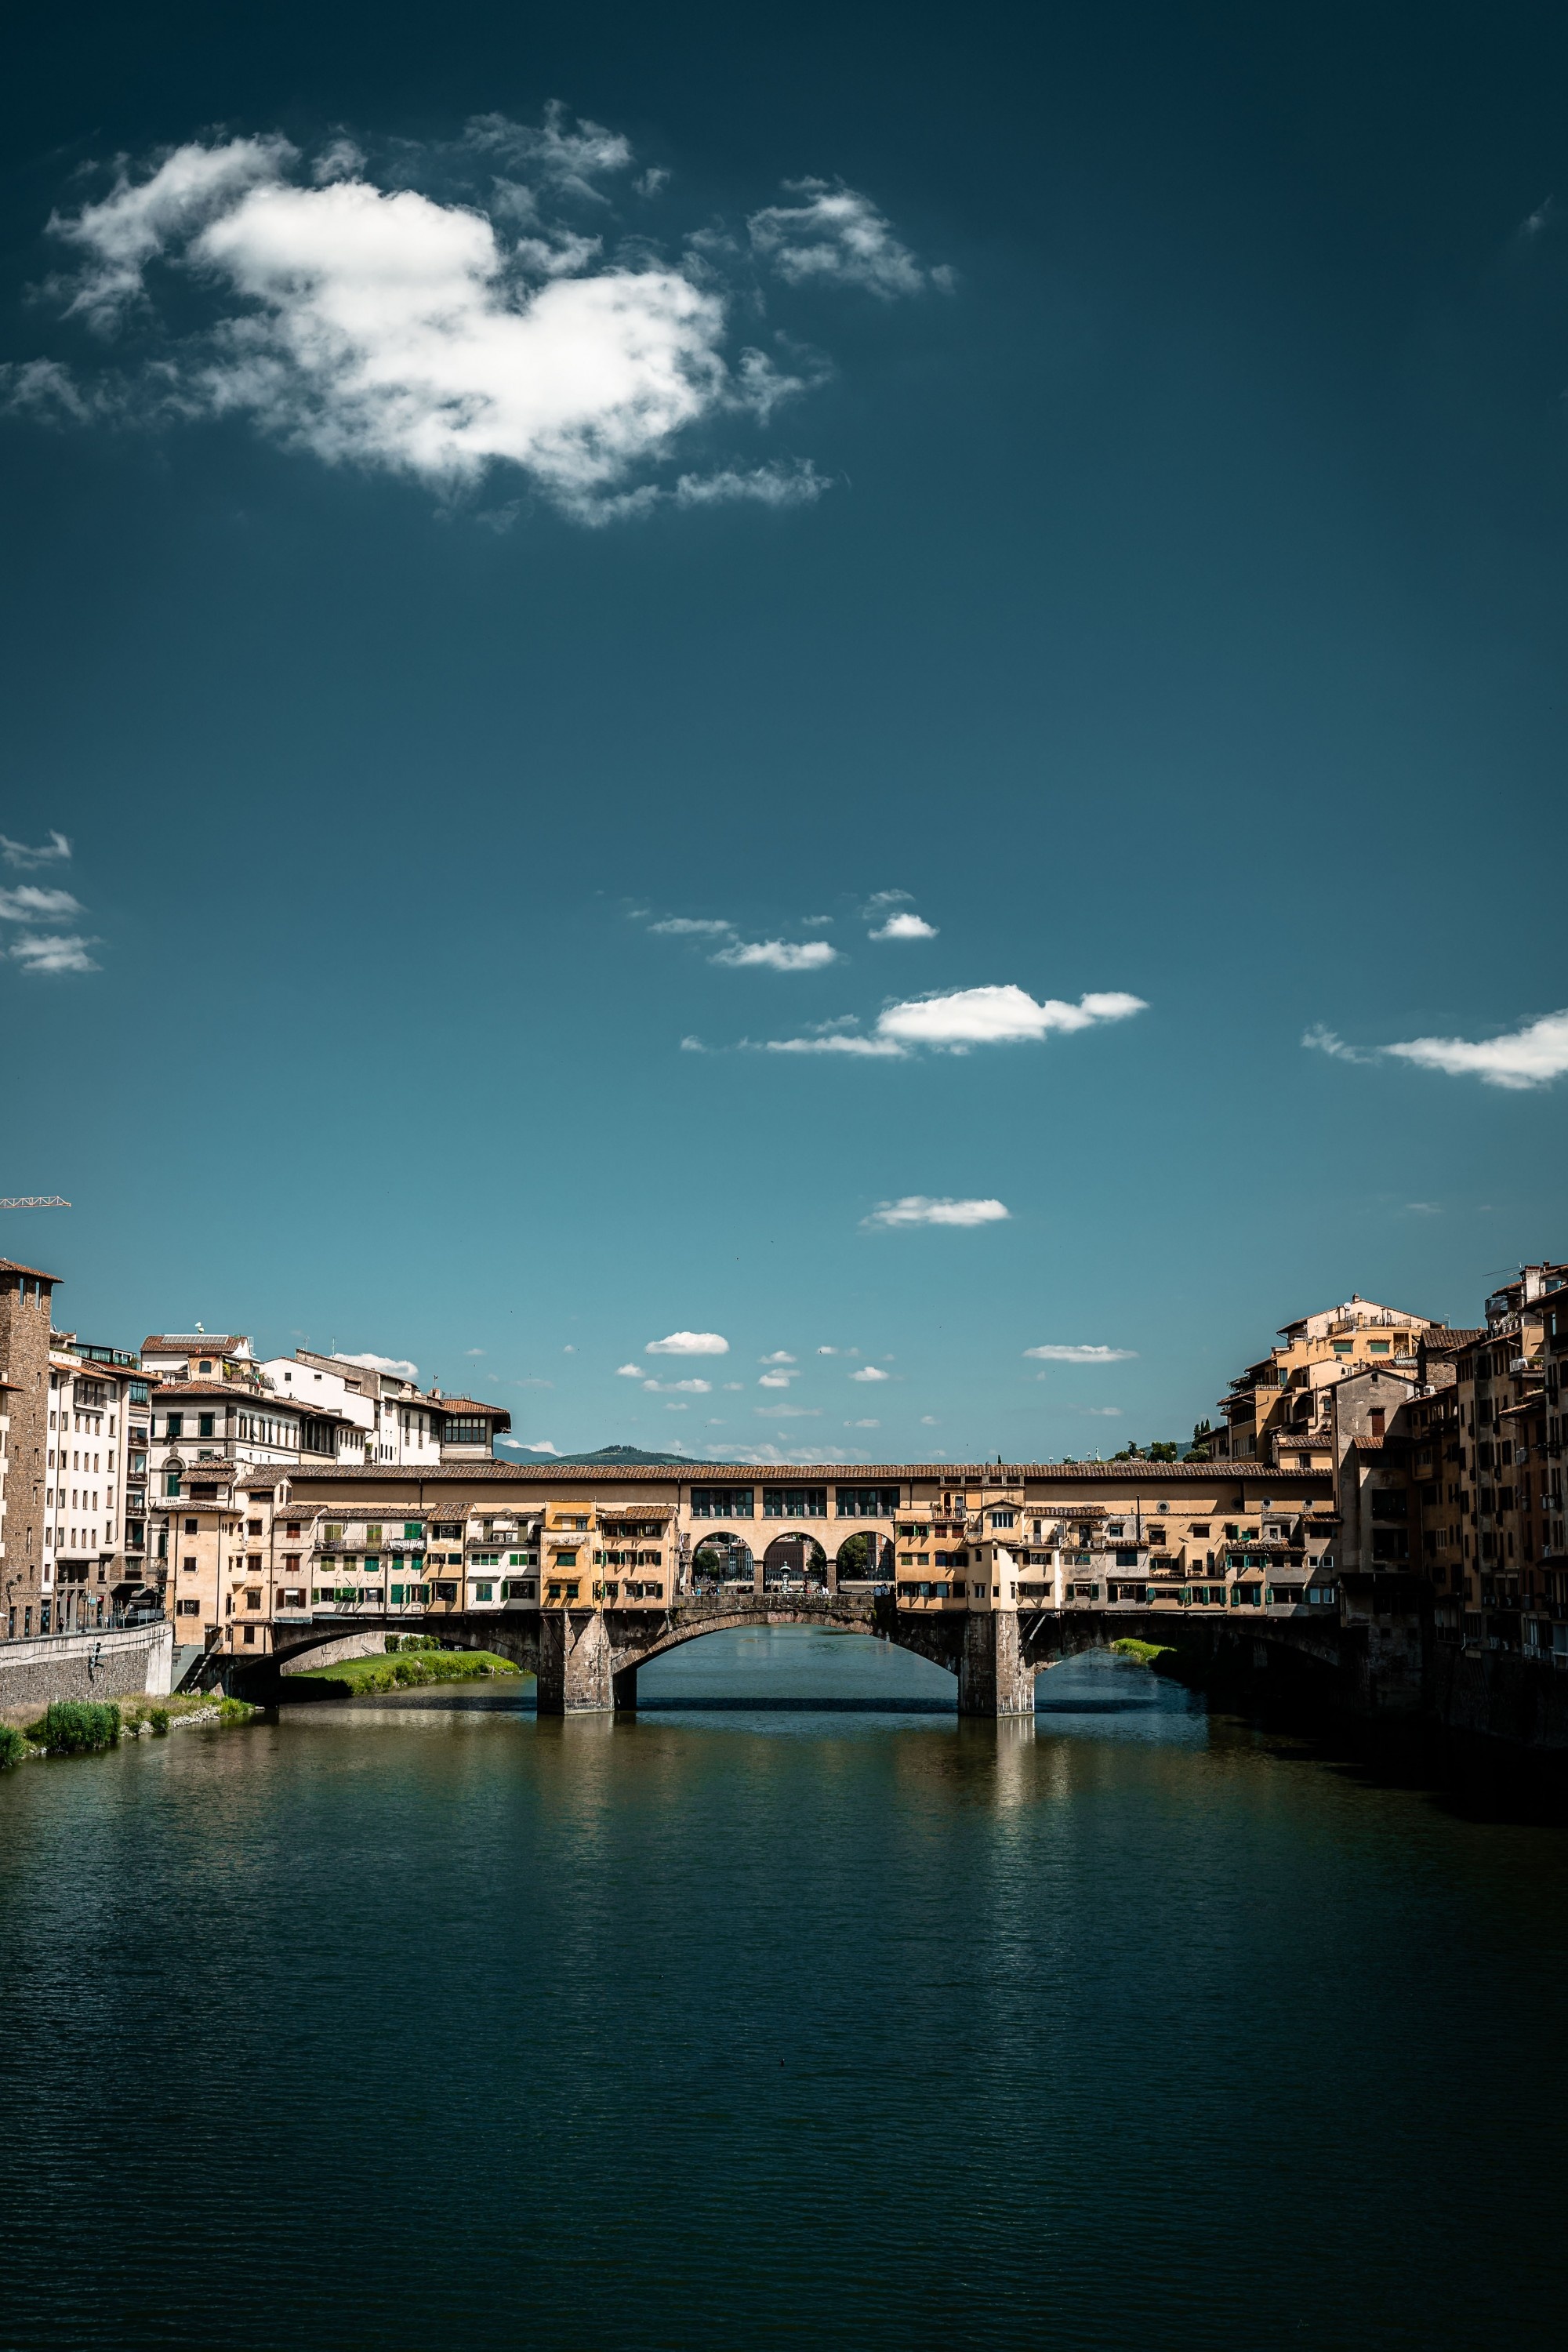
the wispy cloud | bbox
[0,884,79,922]
[713,938,837,971]
[754,1404,822,1417]
[1306,1009,1568,1090]
[1385,1011,1568,1091]
[864,1196,1010,1229]
[766,1031,904,1057]
[9,933,99,974]
[0,833,71,871]
[646,1330,729,1355]
[870,911,937,941]
[1302,1023,1379,1066]
[9,118,917,521]
[649,916,734,935]
[849,1365,890,1383]
[334,1349,419,1378]
[643,1376,712,1393]
[758,1370,796,1388]
[846,1417,880,1428]
[760,1350,796,1364]
[1024,1343,1137,1364]
[747,182,945,299]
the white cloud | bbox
[1302,1023,1378,1066]
[817,1345,840,1355]
[650,916,734,935]
[748,182,938,299]
[465,1347,485,1356]
[333,1350,419,1378]
[846,1417,880,1428]
[721,1382,745,1392]
[870,911,937,941]
[1403,1203,1442,1216]
[757,1371,796,1388]
[760,1350,796,1363]
[615,1363,644,1377]
[523,1439,561,1454]
[864,1196,1010,1229]
[1080,1407,1123,1419]
[877,985,1146,1051]
[850,1365,891,1383]
[679,1036,709,1053]
[647,1330,728,1354]
[513,1377,554,1388]
[765,984,1145,1060]
[713,938,837,971]
[801,914,833,927]
[0,884,80,922]
[563,1345,577,1354]
[21,123,855,521]
[864,888,911,913]
[1385,1011,1568,1091]
[643,1377,712,1393]
[9,933,100,973]
[0,832,71,870]
[666,1401,688,1412]
[1024,1344,1137,1364]
[754,1404,822,1417]
[920,1414,938,1426]
[765,1033,905,1057]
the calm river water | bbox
[2,1628,1565,2350]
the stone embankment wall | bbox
[278,1631,394,1676]
[0,1624,173,1715]
[1426,1645,1568,1752]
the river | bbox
[0,1628,1563,2350]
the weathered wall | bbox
[1426,1643,1568,1751]
[279,1630,393,1675]
[0,1622,172,1715]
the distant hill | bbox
[522,1444,739,1468]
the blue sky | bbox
[2,0,1566,1464]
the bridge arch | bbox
[689,1530,754,1592]
[761,1532,827,1588]
[835,1530,894,1581]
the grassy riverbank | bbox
[0,1692,260,1768]
[289,1650,526,1697]
[1109,1637,1173,1664]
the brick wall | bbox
[0,1270,56,1637]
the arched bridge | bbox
[234,1592,1381,1718]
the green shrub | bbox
[0,1725,29,1769]
[147,1707,171,1735]
[216,1697,258,1725]
[42,1700,121,1755]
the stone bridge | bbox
[234,1593,1396,1717]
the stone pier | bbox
[957,1611,1036,1717]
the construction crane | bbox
[0,1196,71,1209]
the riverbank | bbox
[285,1649,526,1698]
[0,1691,260,1768]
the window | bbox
[198,1413,215,1438]
[1370,1490,1407,1521]
[434,1581,458,1602]
[1332,1343,1352,1358]
[989,1510,1015,1530]
[837,1486,899,1519]
[365,1524,382,1547]
[1189,1525,1210,1539]
[1369,1341,1389,1356]
[403,1522,421,1538]
[763,1486,827,1519]
[247,1519,263,1536]
[444,1417,489,1446]
[555,1549,579,1568]
[165,1474,182,1497]
[473,1581,494,1601]
[691,1487,753,1519]
[245,1589,261,1610]
[177,1598,199,1617]
[165,1414,183,1439]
